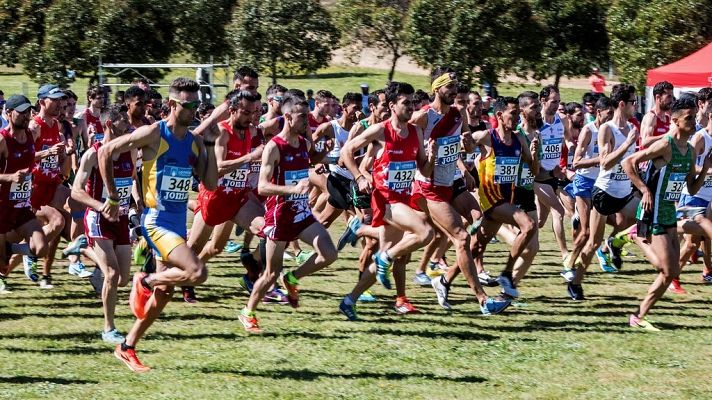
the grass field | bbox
[2,215,712,399]
[0,65,589,105]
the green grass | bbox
[0,65,588,105]
[1,216,712,399]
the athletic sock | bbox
[440,275,450,288]
[241,307,255,317]
[285,271,299,285]
[120,342,135,351]
[140,275,153,290]
[344,294,355,306]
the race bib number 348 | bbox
[160,166,192,202]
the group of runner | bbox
[2,65,712,372]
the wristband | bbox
[107,198,119,206]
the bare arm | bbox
[599,124,638,171]
[71,149,104,211]
[572,125,599,169]
[416,127,435,177]
[193,100,229,138]
[341,123,385,179]
[257,141,308,197]
[622,138,669,211]
[686,146,712,196]
[640,113,666,148]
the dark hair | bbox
[63,89,78,101]
[306,89,314,96]
[149,89,162,100]
[518,90,539,107]
[610,83,636,105]
[228,90,259,109]
[430,66,455,83]
[234,65,259,83]
[413,89,430,104]
[697,87,712,103]
[282,92,308,114]
[168,78,200,96]
[132,78,150,86]
[593,96,613,112]
[0,90,4,96]
[565,102,582,115]
[469,90,481,98]
[456,82,469,94]
[286,88,305,99]
[100,103,128,125]
[539,85,559,100]
[124,86,146,102]
[670,96,697,115]
[582,92,597,104]
[266,84,287,98]
[493,96,517,114]
[197,102,215,118]
[87,86,103,99]
[368,89,385,107]
[653,81,673,97]
[385,81,415,105]
[342,92,363,105]
[315,89,332,103]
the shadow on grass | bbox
[2,346,122,355]
[281,72,377,80]
[199,367,486,383]
[0,375,98,385]
[360,327,498,341]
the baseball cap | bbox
[5,94,34,112]
[38,84,67,99]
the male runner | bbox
[81,86,106,145]
[238,92,337,333]
[71,105,135,343]
[105,78,219,372]
[639,81,674,149]
[623,97,710,331]
[261,84,287,122]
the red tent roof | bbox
[646,41,712,87]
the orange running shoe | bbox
[114,344,151,373]
[394,297,420,314]
[238,311,263,334]
[129,272,153,319]
[282,272,300,308]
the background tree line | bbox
[1,0,711,90]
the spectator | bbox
[588,67,606,94]
[360,83,370,117]
[306,89,315,111]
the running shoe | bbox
[239,275,255,293]
[394,297,420,315]
[413,272,431,286]
[478,271,499,287]
[667,279,687,295]
[606,237,624,270]
[263,288,290,304]
[567,282,585,301]
[68,261,93,278]
[62,234,87,257]
[339,297,358,321]
[596,249,617,273]
[357,290,377,302]
[295,250,314,265]
[689,249,703,265]
[39,275,53,289]
[480,296,511,315]
[224,240,243,253]
[129,272,152,319]
[23,255,39,282]
[489,237,500,244]
[102,329,125,344]
[182,286,198,303]
[373,251,393,289]
[0,275,9,293]
[431,276,452,310]
[621,247,634,257]
[338,216,362,250]
[89,267,103,296]
[238,310,263,334]
[629,314,660,332]
[114,344,151,373]
[497,274,519,298]
[133,238,147,266]
[426,261,445,278]
[282,272,300,308]
[702,272,712,283]
[282,251,294,261]
[560,268,576,283]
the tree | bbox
[530,0,609,87]
[229,0,337,84]
[176,0,236,62]
[608,0,712,91]
[334,0,409,82]
[405,0,544,86]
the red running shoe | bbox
[668,278,687,295]
[114,344,151,373]
[129,272,153,319]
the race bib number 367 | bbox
[160,166,192,202]
[436,136,461,166]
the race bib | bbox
[611,164,628,181]
[9,174,32,201]
[285,169,309,201]
[387,161,416,191]
[542,137,563,160]
[663,173,686,201]
[520,163,534,187]
[703,174,712,188]
[39,144,59,171]
[567,154,574,170]
[434,135,460,186]
[222,166,250,189]
[462,148,480,164]
[160,166,192,202]
[250,162,261,174]
[494,157,520,184]
[103,177,132,215]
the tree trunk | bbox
[554,70,561,88]
[388,47,400,82]
[271,56,277,85]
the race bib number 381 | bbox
[494,157,520,184]
[160,166,192,202]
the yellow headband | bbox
[431,73,454,93]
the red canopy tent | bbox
[645,41,712,110]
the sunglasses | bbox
[170,96,200,110]
[271,95,283,103]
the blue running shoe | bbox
[357,290,377,302]
[702,272,712,284]
[23,256,39,282]
[373,251,393,289]
[337,216,361,250]
[239,275,255,293]
[224,240,243,254]
[339,296,358,321]
[68,261,93,278]
[101,328,125,344]
[596,249,618,273]
[413,272,431,286]
[62,234,88,257]
[480,296,511,315]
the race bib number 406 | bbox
[9,175,32,201]
[160,166,192,202]
[542,137,563,160]
[286,169,309,201]
[387,161,416,191]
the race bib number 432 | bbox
[387,161,416,191]
[160,166,192,202]
[286,169,309,201]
